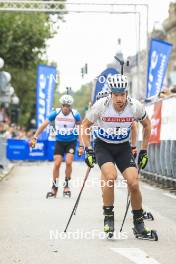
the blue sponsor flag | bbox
[92,68,118,103]
[36,65,56,139]
[146,39,172,99]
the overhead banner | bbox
[92,68,118,103]
[146,39,172,99]
[36,65,56,138]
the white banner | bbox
[138,96,176,142]
[160,97,176,140]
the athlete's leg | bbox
[101,162,117,206]
[53,154,63,182]
[123,167,156,238]
[46,141,64,197]
[65,153,74,180]
[123,167,142,210]
[65,141,76,181]
[94,139,117,234]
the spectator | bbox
[158,88,171,98]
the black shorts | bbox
[94,138,136,173]
[54,140,77,156]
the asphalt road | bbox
[0,161,176,264]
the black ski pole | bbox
[120,191,130,232]
[73,194,81,216]
[64,167,91,233]
[73,166,91,215]
[120,166,141,232]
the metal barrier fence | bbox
[0,136,9,171]
[138,140,176,188]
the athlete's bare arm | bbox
[34,120,50,138]
[131,121,138,147]
[81,118,94,148]
[140,117,151,150]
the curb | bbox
[0,163,15,181]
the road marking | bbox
[110,248,160,264]
[163,193,176,200]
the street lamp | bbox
[11,94,20,105]
[81,63,88,78]
[11,94,20,124]
[9,86,15,96]
[0,58,12,105]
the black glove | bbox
[131,146,137,160]
[85,147,96,168]
[138,149,148,169]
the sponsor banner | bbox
[138,97,176,142]
[6,139,84,161]
[146,39,172,99]
[6,139,28,160]
[149,101,162,144]
[92,68,118,103]
[36,64,56,139]
[27,141,47,160]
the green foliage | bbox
[0,12,64,127]
[73,83,92,118]
[0,13,52,68]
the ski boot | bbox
[103,206,114,238]
[46,180,58,198]
[63,178,71,198]
[143,210,154,221]
[132,209,158,241]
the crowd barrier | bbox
[138,96,176,188]
[138,141,176,185]
[0,137,9,170]
[6,139,85,161]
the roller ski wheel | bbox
[133,222,158,241]
[143,211,154,221]
[63,187,71,198]
[46,186,58,199]
[104,213,114,239]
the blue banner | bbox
[36,65,56,139]
[6,139,85,161]
[28,141,47,160]
[7,139,28,160]
[92,68,118,103]
[146,39,172,99]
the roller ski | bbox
[132,210,158,241]
[63,179,71,198]
[46,180,58,198]
[143,210,154,221]
[103,206,114,238]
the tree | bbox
[0,12,64,126]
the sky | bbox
[46,0,172,93]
